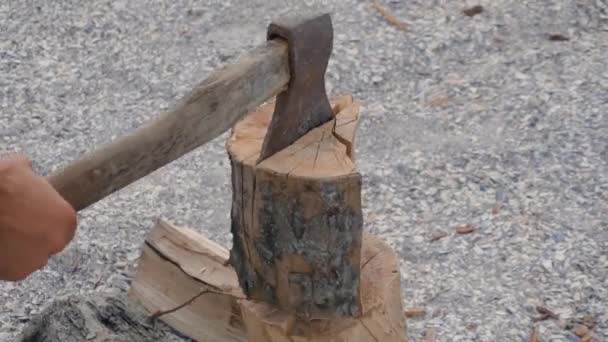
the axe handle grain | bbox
[47,40,289,211]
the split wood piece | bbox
[227,95,364,319]
[129,220,407,342]
[129,219,247,342]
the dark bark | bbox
[19,292,188,342]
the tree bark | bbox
[19,291,179,342]
[226,96,364,319]
[240,233,407,342]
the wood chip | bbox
[430,231,448,242]
[428,96,449,107]
[530,327,539,342]
[574,324,590,337]
[404,308,427,318]
[463,5,483,17]
[456,224,477,234]
[491,205,500,215]
[533,313,552,322]
[535,305,559,320]
[581,315,596,329]
[548,33,569,41]
[372,0,409,31]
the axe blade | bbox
[258,13,334,162]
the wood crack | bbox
[144,241,232,294]
[313,132,325,170]
[331,118,354,159]
[148,289,219,322]
[360,249,382,273]
[360,319,381,342]
[335,117,357,127]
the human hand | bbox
[0,154,77,281]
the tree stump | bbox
[128,220,408,342]
[240,233,407,342]
[227,95,364,319]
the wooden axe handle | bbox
[47,40,289,211]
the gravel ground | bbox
[1,0,607,341]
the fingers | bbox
[25,170,78,255]
[0,153,78,281]
[2,258,48,282]
[0,235,49,282]
[0,152,32,168]
[46,203,77,255]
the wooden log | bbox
[129,220,247,342]
[129,220,407,342]
[240,233,407,342]
[19,291,176,342]
[227,96,364,319]
[48,39,289,212]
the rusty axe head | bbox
[257,13,334,162]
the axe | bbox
[47,14,335,211]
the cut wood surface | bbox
[49,39,289,211]
[129,219,247,342]
[130,220,407,342]
[227,96,365,319]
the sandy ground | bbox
[1,0,607,341]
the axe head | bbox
[258,13,334,162]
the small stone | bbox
[423,327,437,342]
[115,261,128,269]
[548,33,569,41]
[127,250,141,262]
[463,5,483,17]
[574,324,589,337]
[567,333,582,342]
